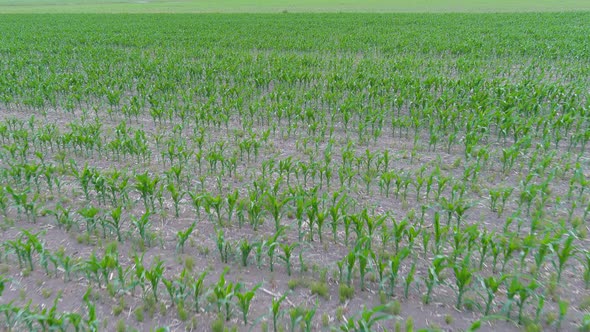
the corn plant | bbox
[270,292,287,332]
[247,195,264,231]
[206,193,224,226]
[357,246,370,291]
[216,229,232,264]
[166,182,183,218]
[389,248,410,296]
[481,275,506,316]
[6,186,39,222]
[226,189,239,224]
[213,268,238,320]
[513,277,538,324]
[557,299,569,330]
[551,233,576,283]
[371,252,388,291]
[187,191,206,218]
[144,259,164,302]
[106,205,124,241]
[300,303,318,332]
[131,210,152,247]
[98,243,119,289]
[581,251,590,289]
[176,221,196,253]
[77,205,99,235]
[266,236,280,273]
[278,242,298,276]
[135,171,159,211]
[453,256,473,309]
[191,270,208,312]
[265,192,290,232]
[239,239,253,267]
[338,304,394,332]
[424,255,448,304]
[235,283,261,325]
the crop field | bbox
[1,0,590,13]
[0,12,589,332]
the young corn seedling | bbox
[345,251,356,287]
[329,202,342,242]
[239,239,253,267]
[424,255,448,304]
[155,182,165,211]
[294,193,307,241]
[289,306,305,332]
[247,196,264,231]
[267,238,279,273]
[503,276,522,322]
[500,234,521,273]
[225,189,239,224]
[516,278,538,324]
[357,248,370,291]
[582,251,590,289]
[389,247,410,296]
[106,205,124,241]
[315,208,328,243]
[83,253,103,287]
[213,268,238,321]
[166,182,183,218]
[342,215,353,247]
[338,304,393,332]
[481,275,506,316]
[7,186,40,223]
[391,218,408,253]
[91,170,107,205]
[453,256,473,309]
[191,270,208,313]
[55,250,77,282]
[379,171,395,198]
[432,212,448,256]
[271,292,287,332]
[5,239,30,271]
[301,303,318,332]
[131,210,152,247]
[533,236,552,277]
[371,252,387,291]
[162,277,179,307]
[307,196,318,242]
[363,210,385,249]
[106,169,130,206]
[501,145,519,174]
[253,239,267,269]
[187,191,205,219]
[279,242,298,276]
[551,233,576,283]
[0,187,8,217]
[83,288,100,332]
[489,188,501,213]
[265,192,290,232]
[176,221,196,253]
[71,162,92,201]
[216,229,232,264]
[134,171,159,211]
[206,193,224,226]
[556,299,569,330]
[354,237,371,291]
[235,282,261,325]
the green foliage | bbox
[0,11,588,332]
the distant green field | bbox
[0,0,589,13]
